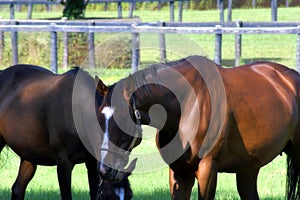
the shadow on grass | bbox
[1,188,171,200]
[0,188,90,200]
[0,188,286,200]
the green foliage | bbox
[62,0,87,19]
[67,32,88,67]
[95,35,132,69]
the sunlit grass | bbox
[0,127,287,199]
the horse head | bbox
[96,77,140,181]
[98,172,133,200]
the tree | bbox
[50,0,89,19]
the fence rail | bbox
[0,20,300,72]
[1,23,300,34]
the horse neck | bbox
[135,84,180,132]
[134,63,210,134]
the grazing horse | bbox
[0,65,132,200]
[96,55,300,200]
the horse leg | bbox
[195,157,218,200]
[284,139,300,200]
[0,135,6,153]
[85,157,99,200]
[11,159,37,200]
[169,168,195,200]
[236,168,259,200]
[57,155,74,200]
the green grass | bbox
[0,6,297,199]
[0,127,287,199]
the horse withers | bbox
[0,65,132,200]
[96,55,300,199]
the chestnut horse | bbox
[0,65,132,200]
[96,55,300,200]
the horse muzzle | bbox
[98,159,137,181]
[99,163,118,181]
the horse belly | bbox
[0,111,57,165]
[223,67,299,169]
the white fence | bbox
[0,20,300,72]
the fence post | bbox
[169,1,174,22]
[11,20,18,65]
[117,2,122,19]
[227,0,232,22]
[178,0,183,22]
[16,4,21,12]
[27,4,33,19]
[271,0,277,22]
[10,4,15,19]
[296,26,300,72]
[215,25,222,65]
[159,21,166,62]
[50,23,58,73]
[63,32,68,70]
[88,21,96,69]
[235,21,242,66]
[46,4,52,12]
[252,0,256,8]
[218,0,224,22]
[286,0,289,7]
[184,0,189,10]
[131,25,140,73]
[62,18,68,69]
[129,2,135,18]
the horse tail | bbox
[286,155,300,200]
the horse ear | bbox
[123,74,134,99]
[95,75,108,95]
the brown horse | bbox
[96,55,300,200]
[0,65,132,200]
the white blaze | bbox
[114,187,125,200]
[101,106,115,163]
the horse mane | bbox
[107,56,195,96]
[62,66,93,83]
[160,57,190,67]
[132,56,195,90]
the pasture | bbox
[0,127,286,200]
[0,5,298,199]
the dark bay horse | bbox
[96,55,300,200]
[0,65,132,200]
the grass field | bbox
[0,5,298,199]
[0,127,287,200]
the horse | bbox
[0,64,132,200]
[96,55,300,200]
